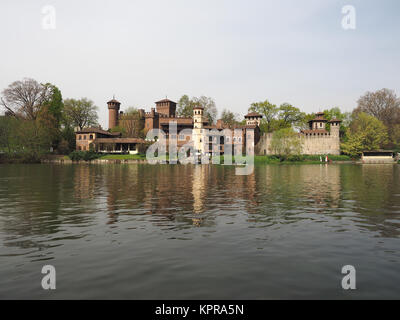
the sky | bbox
[0,0,399,128]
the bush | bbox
[286,155,304,162]
[57,139,70,155]
[69,151,101,161]
[0,151,43,164]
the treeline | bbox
[0,78,98,162]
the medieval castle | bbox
[75,98,341,156]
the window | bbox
[179,135,185,140]
[89,134,93,140]
[209,136,213,142]
[79,135,82,140]
[84,135,87,140]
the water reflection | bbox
[0,163,400,254]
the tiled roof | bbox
[93,138,146,144]
[76,127,121,136]
[159,117,193,125]
[244,112,262,118]
[107,99,120,104]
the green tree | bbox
[322,107,351,136]
[269,127,302,158]
[177,95,218,124]
[177,95,195,118]
[0,115,18,153]
[63,98,98,130]
[42,83,64,128]
[248,99,278,133]
[341,112,388,157]
[220,109,239,126]
[277,103,305,130]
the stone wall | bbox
[255,131,341,155]
[301,134,340,155]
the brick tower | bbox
[108,97,121,130]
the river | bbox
[0,163,399,299]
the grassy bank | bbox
[2,151,355,164]
[99,154,147,160]
[212,154,354,165]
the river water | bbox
[0,163,399,299]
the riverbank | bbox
[4,152,394,165]
[37,153,361,165]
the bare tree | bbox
[1,78,52,120]
[355,88,400,126]
[119,107,144,137]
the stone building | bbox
[256,112,342,155]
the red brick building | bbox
[76,97,262,156]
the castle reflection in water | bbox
[1,163,399,254]
[70,163,399,236]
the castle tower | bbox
[155,98,177,117]
[107,98,121,130]
[244,112,263,126]
[309,112,327,130]
[329,119,341,137]
[193,105,205,154]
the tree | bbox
[355,88,400,126]
[322,107,351,137]
[176,95,218,124]
[277,103,305,130]
[248,99,278,133]
[0,116,17,153]
[341,112,388,157]
[63,98,98,130]
[1,78,53,120]
[355,89,400,147]
[220,109,239,126]
[269,127,302,158]
[177,95,195,118]
[118,107,144,138]
[42,83,64,127]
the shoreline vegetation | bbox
[0,151,362,165]
[3,150,400,165]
